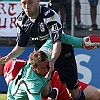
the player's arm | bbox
[61,33,100,50]
[51,40,61,64]
[0,24,30,64]
[40,33,100,62]
[45,11,62,78]
[78,80,100,100]
[0,45,26,64]
[45,40,61,78]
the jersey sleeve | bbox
[45,10,62,43]
[16,24,30,47]
[61,33,82,47]
[16,11,30,47]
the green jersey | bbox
[8,64,51,100]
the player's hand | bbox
[83,34,100,50]
[45,59,54,78]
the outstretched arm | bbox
[61,33,100,50]
[40,34,100,61]
[0,45,26,64]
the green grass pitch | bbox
[0,94,7,100]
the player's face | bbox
[21,0,40,19]
[33,58,49,76]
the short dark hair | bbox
[29,50,48,67]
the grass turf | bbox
[0,94,7,100]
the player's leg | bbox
[54,43,86,100]
[84,85,100,100]
[88,0,98,29]
[78,79,100,100]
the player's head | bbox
[21,0,40,19]
[29,50,49,76]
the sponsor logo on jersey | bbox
[31,34,49,41]
[44,10,50,16]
